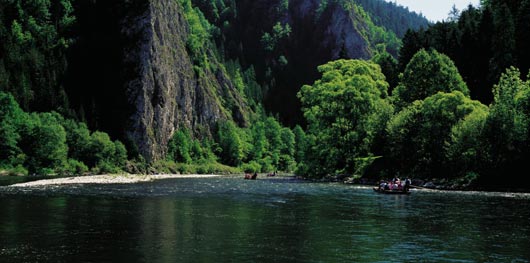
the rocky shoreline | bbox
[7,174,222,188]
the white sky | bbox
[388,0,481,22]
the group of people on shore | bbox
[244,171,277,180]
[244,172,258,180]
[378,176,412,192]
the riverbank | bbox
[339,175,530,193]
[6,174,222,187]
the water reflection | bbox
[1,177,530,262]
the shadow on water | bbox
[1,176,530,262]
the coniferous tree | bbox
[489,3,516,84]
[515,0,530,73]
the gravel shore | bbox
[8,174,222,187]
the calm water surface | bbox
[1,176,529,262]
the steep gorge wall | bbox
[66,0,249,161]
[125,0,249,161]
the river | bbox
[1,175,529,262]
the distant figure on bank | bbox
[404,178,411,192]
[251,172,258,180]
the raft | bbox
[373,187,411,195]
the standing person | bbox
[404,178,411,192]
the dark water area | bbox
[1,176,530,262]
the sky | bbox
[389,0,481,22]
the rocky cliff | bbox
[66,0,249,162]
[125,0,249,161]
[63,0,424,161]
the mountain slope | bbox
[0,0,428,161]
[64,0,249,161]
[194,0,429,125]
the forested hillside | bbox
[398,0,530,104]
[355,0,428,37]
[0,0,427,176]
[6,0,530,191]
[192,0,428,125]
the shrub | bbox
[241,161,261,173]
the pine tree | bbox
[515,0,530,74]
[489,3,516,84]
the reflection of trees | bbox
[2,187,530,262]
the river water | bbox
[1,175,529,262]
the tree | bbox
[61,118,91,164]
[216,121,243,166]
[280,127,295,157]
[88,132,117,169]
[489,3,515,84]
[249,121,267,161]
[278,127,296,171]
[298,59,393,177]
[167,129,193,164]
[0,92,26,168]
[264,117,282,168]
[372,50,399,90]
[457,6,483,100]
[448,4,460,22]
[0,0,75,112]
[293,125,307,164]
[398,29,425,71]
[387,91,488,178]
[114,141,128,168]
[515,0,530,72]
[483,68,530,176]
[393,49,469,108]
[446,108,489,178]
[19,112,69,174]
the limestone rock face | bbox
[121,0,247,161]
[70,0,371,161]
[289,0,372,60]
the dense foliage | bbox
[0,92,126,175]
[355,0,428,37]
[190,0,428,125]
[393,49,469,108]
[158,112,301,174]
[3,0,530,191]
[298,51,530,189]
[386,91,487,179]
[298,60,393,177]
[398,0,530,105]
[0,0,75,112]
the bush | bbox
[259,156,274,173]
[216,121,244,166]
[124,159,148,175]
[0,164,28,176]
[152,160,179,174]
[241,161,261,173]
[66,159,89,175]
[97,161,122,174]
[167,129,193,163]
[278,154,296,172]
[19,112,69,175]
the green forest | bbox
[1,0,530,190]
